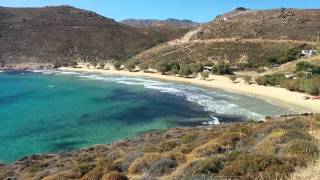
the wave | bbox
[33,71,265,122]
[77,75,264,121]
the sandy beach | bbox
[59,65,320,113]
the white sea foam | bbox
[64,73,265,121]
[55,71,81,75]
[47,85,55,88]
[84,75,263,120]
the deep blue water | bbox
[0,70,291,163]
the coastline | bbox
[58,66,320,113]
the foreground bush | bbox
[284,139,319,159]
[148,159,177,176]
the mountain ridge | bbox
[0,5,191,68]
[131,8,320,67]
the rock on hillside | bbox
[0,6,190,68]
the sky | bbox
[1,0,320,23]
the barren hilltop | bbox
[0,6,193,68]
[131,8,320,66]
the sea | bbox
[0,70,292,162]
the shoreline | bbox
[57,66,320,113]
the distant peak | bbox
[233,7,249,11]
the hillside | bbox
[120,19,198,47]
[120,18,198,28]
[0,6,189,68]
[131,8,320,67]
[0,114,319,180]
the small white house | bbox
[285,72,294,79]
[301,49,318,58]
[203,66,212,73]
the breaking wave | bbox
[36,71,268,123]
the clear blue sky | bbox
[1,0,319,22]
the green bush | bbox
[98,63,105,69]
[179,64,192,77]
[277,48,299,64]
[190,64,203,74]
[281,129,313,142]
[169,62,180,74]
[284,139,319,159]
[155,62,170,74]
[200,71,209,80]
[212,63,232,75]
[125,62,136,72]
[255,76,268,85]
[69,61,78,67]
[139,63,149,71]
[113,62,121,70]
[160,141,178,152]
[181,135,196,144]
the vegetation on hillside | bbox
[255,61,320,95]
[1,115,319,179]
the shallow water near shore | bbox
[0,70,291,163]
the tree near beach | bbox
[179,64,192,77]
[113,62,121,70]
[200,71,209,80]
[156,62,170,75]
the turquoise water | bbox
[0,70,291,163]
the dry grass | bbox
[3,115,320,180]
[290,125,320,180]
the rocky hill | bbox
[0,114,319,179]
[120,19,198,48]
[120,18,198,28]
[0,6,190,68]
[131,8,320,67]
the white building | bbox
[301,49,318,58]
[203,66,212,73]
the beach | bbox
[59,65,320,113]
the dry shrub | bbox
[143,146,161,153]
[181,135,197,144]
[81,166,104,180]
[181,156,224,176]
[255,129,285,155]
[102,171,128,180]
[176,144,194,154]
[217,131,243,146]
[220,154,283,178]
[160,140,178,152]
[128,153,161,175]
[162,151,186,164]
[148,159,177,176]
[73,163,96,177]
[284,139,319,159]
[189,140,225,159]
